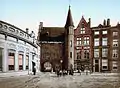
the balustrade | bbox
[0,21,36,46]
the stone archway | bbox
[43,61,52,72]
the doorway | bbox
[95,59,99,72]
[32,62,35,72]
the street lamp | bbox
[60,60,63,70]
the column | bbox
[15,47,18,71]
[2,42,8,72]
[99,59,101,72]
[93,59,95,72]
[23,49,26,70]
[28,52,32,74]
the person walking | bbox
[33,66,36,75]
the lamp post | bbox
[60,60,63,70]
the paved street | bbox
[0,72,120,88]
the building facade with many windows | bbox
[0,20,40,73]
[92,19,120,72]
[37,7,120,72]
[74,17,93,71]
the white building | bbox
[0,20,40,73]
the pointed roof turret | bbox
[65,6,74,28]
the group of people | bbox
[32,65,92,76]
[56,64,74,76]
[77,67,92,75]
[56,69,74,76]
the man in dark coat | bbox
[33,66,36,75]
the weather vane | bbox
[69,0,71,7]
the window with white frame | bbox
[112,49,118,58]
[84,50,89,59]
[77,37,81,40]
[76,47,79,50]
[70,40,72,47]
[94,31,99,35]
[102,48,108,57]
[94,38,99,46]
[77,50,81,59]
[70,52,72,58]
[76,38,82,46]
[112,61,117,70]
[80,28,85,34]
[94,49,99,57]
[113,39,118,47]
[102,59,108,70]
[102,38,107,46]
[102,30,107,34]
[84,46,90,49]
[113,32,118,36]
[84,37,89,45]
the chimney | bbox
[107,18,110,26]
[103,19,106,26]
[117,22,119,25]
[26,28,29,33]
[88,18,91,27]
[37,22,43,41]
[40,22,43,28]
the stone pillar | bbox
[15,47,18,71]
[28,52,32,74]
[93,59,95,72]
[99,59,101,72]
[23,49,26,70]
[2,42,8,72]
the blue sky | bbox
[0,0,120,35]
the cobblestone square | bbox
[0,72,120,88]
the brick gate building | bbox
[37,6,75,72]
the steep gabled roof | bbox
[65,6,74,28]
[76,16,88,29]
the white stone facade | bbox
[0,20,40,73]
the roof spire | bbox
[69,0,71,7]
[69,5,71,9]
[82,15,84,18]
[65,5,74,28]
